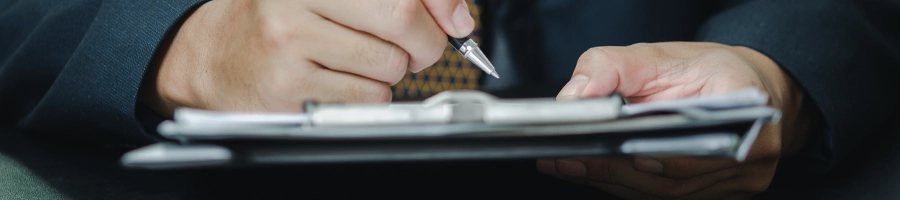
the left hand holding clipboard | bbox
[540,42,813,199]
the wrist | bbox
[732,46,811,157]
[138,2,214,118]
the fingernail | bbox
[557,74,589,100]
[633,156,664,174]
[451,1,474,37]
[556,158,587,177]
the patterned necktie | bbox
[391,0,483,101]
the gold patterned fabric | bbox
[391,0,482,101]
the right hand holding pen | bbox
[140,0,475,117]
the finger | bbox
[274,66,392,107]
[666,165,775,200]
[224,65,390,113]
[559,46,661,100]
[633,156,739,179]
[422,0,474,38]
[555,156,739,199]
[561,43,732,102]
[301,16,410,85]
[306,0,448,72]
[633,122,781,178]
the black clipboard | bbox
[121,88,779,170]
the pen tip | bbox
[490,72,499,79]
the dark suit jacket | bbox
[2,0,898,174]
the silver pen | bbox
[448,36,499,78]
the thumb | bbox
[559,46,661,100]
[422,0,475,38]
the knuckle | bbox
[384,0,421,38]
[353,40,380,66]
[353,41,408,84]
[257,18,302,54]
[408,32,447,71]
[579,47,620,67]
[295,67,322,94]
[413,40,445,70]
[577,47,623,74]
[383,46,410,84]
[359,83,393,103]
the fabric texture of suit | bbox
[2,0,898,175]
[0,0,206,146]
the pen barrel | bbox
[448,36,468,51]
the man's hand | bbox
[539,42,811,199]
[139,0,475,117]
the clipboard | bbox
[121,88,779,170]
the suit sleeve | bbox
[0,0,207,146]
[697,0,900,173]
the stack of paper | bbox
[122,88,779,170]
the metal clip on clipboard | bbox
[125,88,780,170]
[305,90,623,127]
